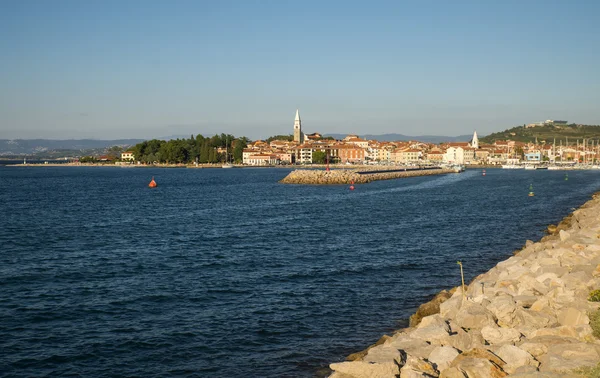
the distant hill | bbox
[0,139,143,156]
[323,133,472,143]
[480,124,600,144]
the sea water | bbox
[1,167,599,377]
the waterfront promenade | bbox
[328,193,600,377]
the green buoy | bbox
[565,173,568,181]
[528,183,535,197]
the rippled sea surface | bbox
[1,167,600,377]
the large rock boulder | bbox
[428,346,460,372]
[557,306,589,327]
[409,289,454,327]
[486,296,517,326]
[538,343,600,373]
[492,344,538,374]
[399,355,438,378]
[447,357,506,378]
[481,325,521,345]
[363,345,403,364]
[439,295,463,320]
[329,361,399,378]
[386,333,436,359]
[410,314,450,344]
[454,302,497,330]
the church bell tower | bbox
[293,109,302,143]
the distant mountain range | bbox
[0,134,477,156]
[0,139,144,156]
[324,133,473,143]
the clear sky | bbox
[1,0,599,140]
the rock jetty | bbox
[280,167,454,185]
[329,193,600,377]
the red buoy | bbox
[482,169,486,176]
[148,177,157,188]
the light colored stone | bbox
[438,367,466,378]
[428,346,460,372]
[481,325,521,345]
[440,295,463,319]
[507,372,576,378]
[517,342,547,358]
[511,308,555,329]
[440,328,484,352]
[557,306,589,326]
[486,296,516,326]
[410,314,450,344]
[400,355,438,378]
[449,357,507,378]
[559,230,570,241]
[387,334,436,359]
[454,302,497,330]
[536,272,559,284]
[364,346,403,364]
[451,348,505,369]
[493,345,538,374]
[513,295,538,309]
[538,343,600,373]
[330,361,399,378]
[592,264,600,277]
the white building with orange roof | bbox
[345,137,369,149]
[444,146,464,164]
[426,150,444,163]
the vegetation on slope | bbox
[481,124,600,144]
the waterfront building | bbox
[444,146,465,165]
[292,143,314,164]
[245,154,280,166]
[462,147,477,164]
[475,149,490,163]
[121,151,135,161]
[336,144,365,163]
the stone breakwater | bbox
[279,168,454,185]
[329,193,600,378]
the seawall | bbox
[280,167,454,185]
[328,192,600,377]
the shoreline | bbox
[328,191,600,377]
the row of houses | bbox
[242,133,600,166]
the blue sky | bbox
[1,0,599,140]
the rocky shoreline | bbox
[280,167,454,185]
[328,192,600,377]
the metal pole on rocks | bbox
[457,261,465,299]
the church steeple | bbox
[471,130,479,149]
[293,109,303,143]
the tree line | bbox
[132,134,249,164]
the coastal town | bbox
[211,111,600,167]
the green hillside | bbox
[481,124,600,144]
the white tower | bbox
[471,130,479,149]
[293,109,303,143]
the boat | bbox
[222,136,235,168]
[524,165,536,170]
[451,164,465,173]
[502,164,524,169]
